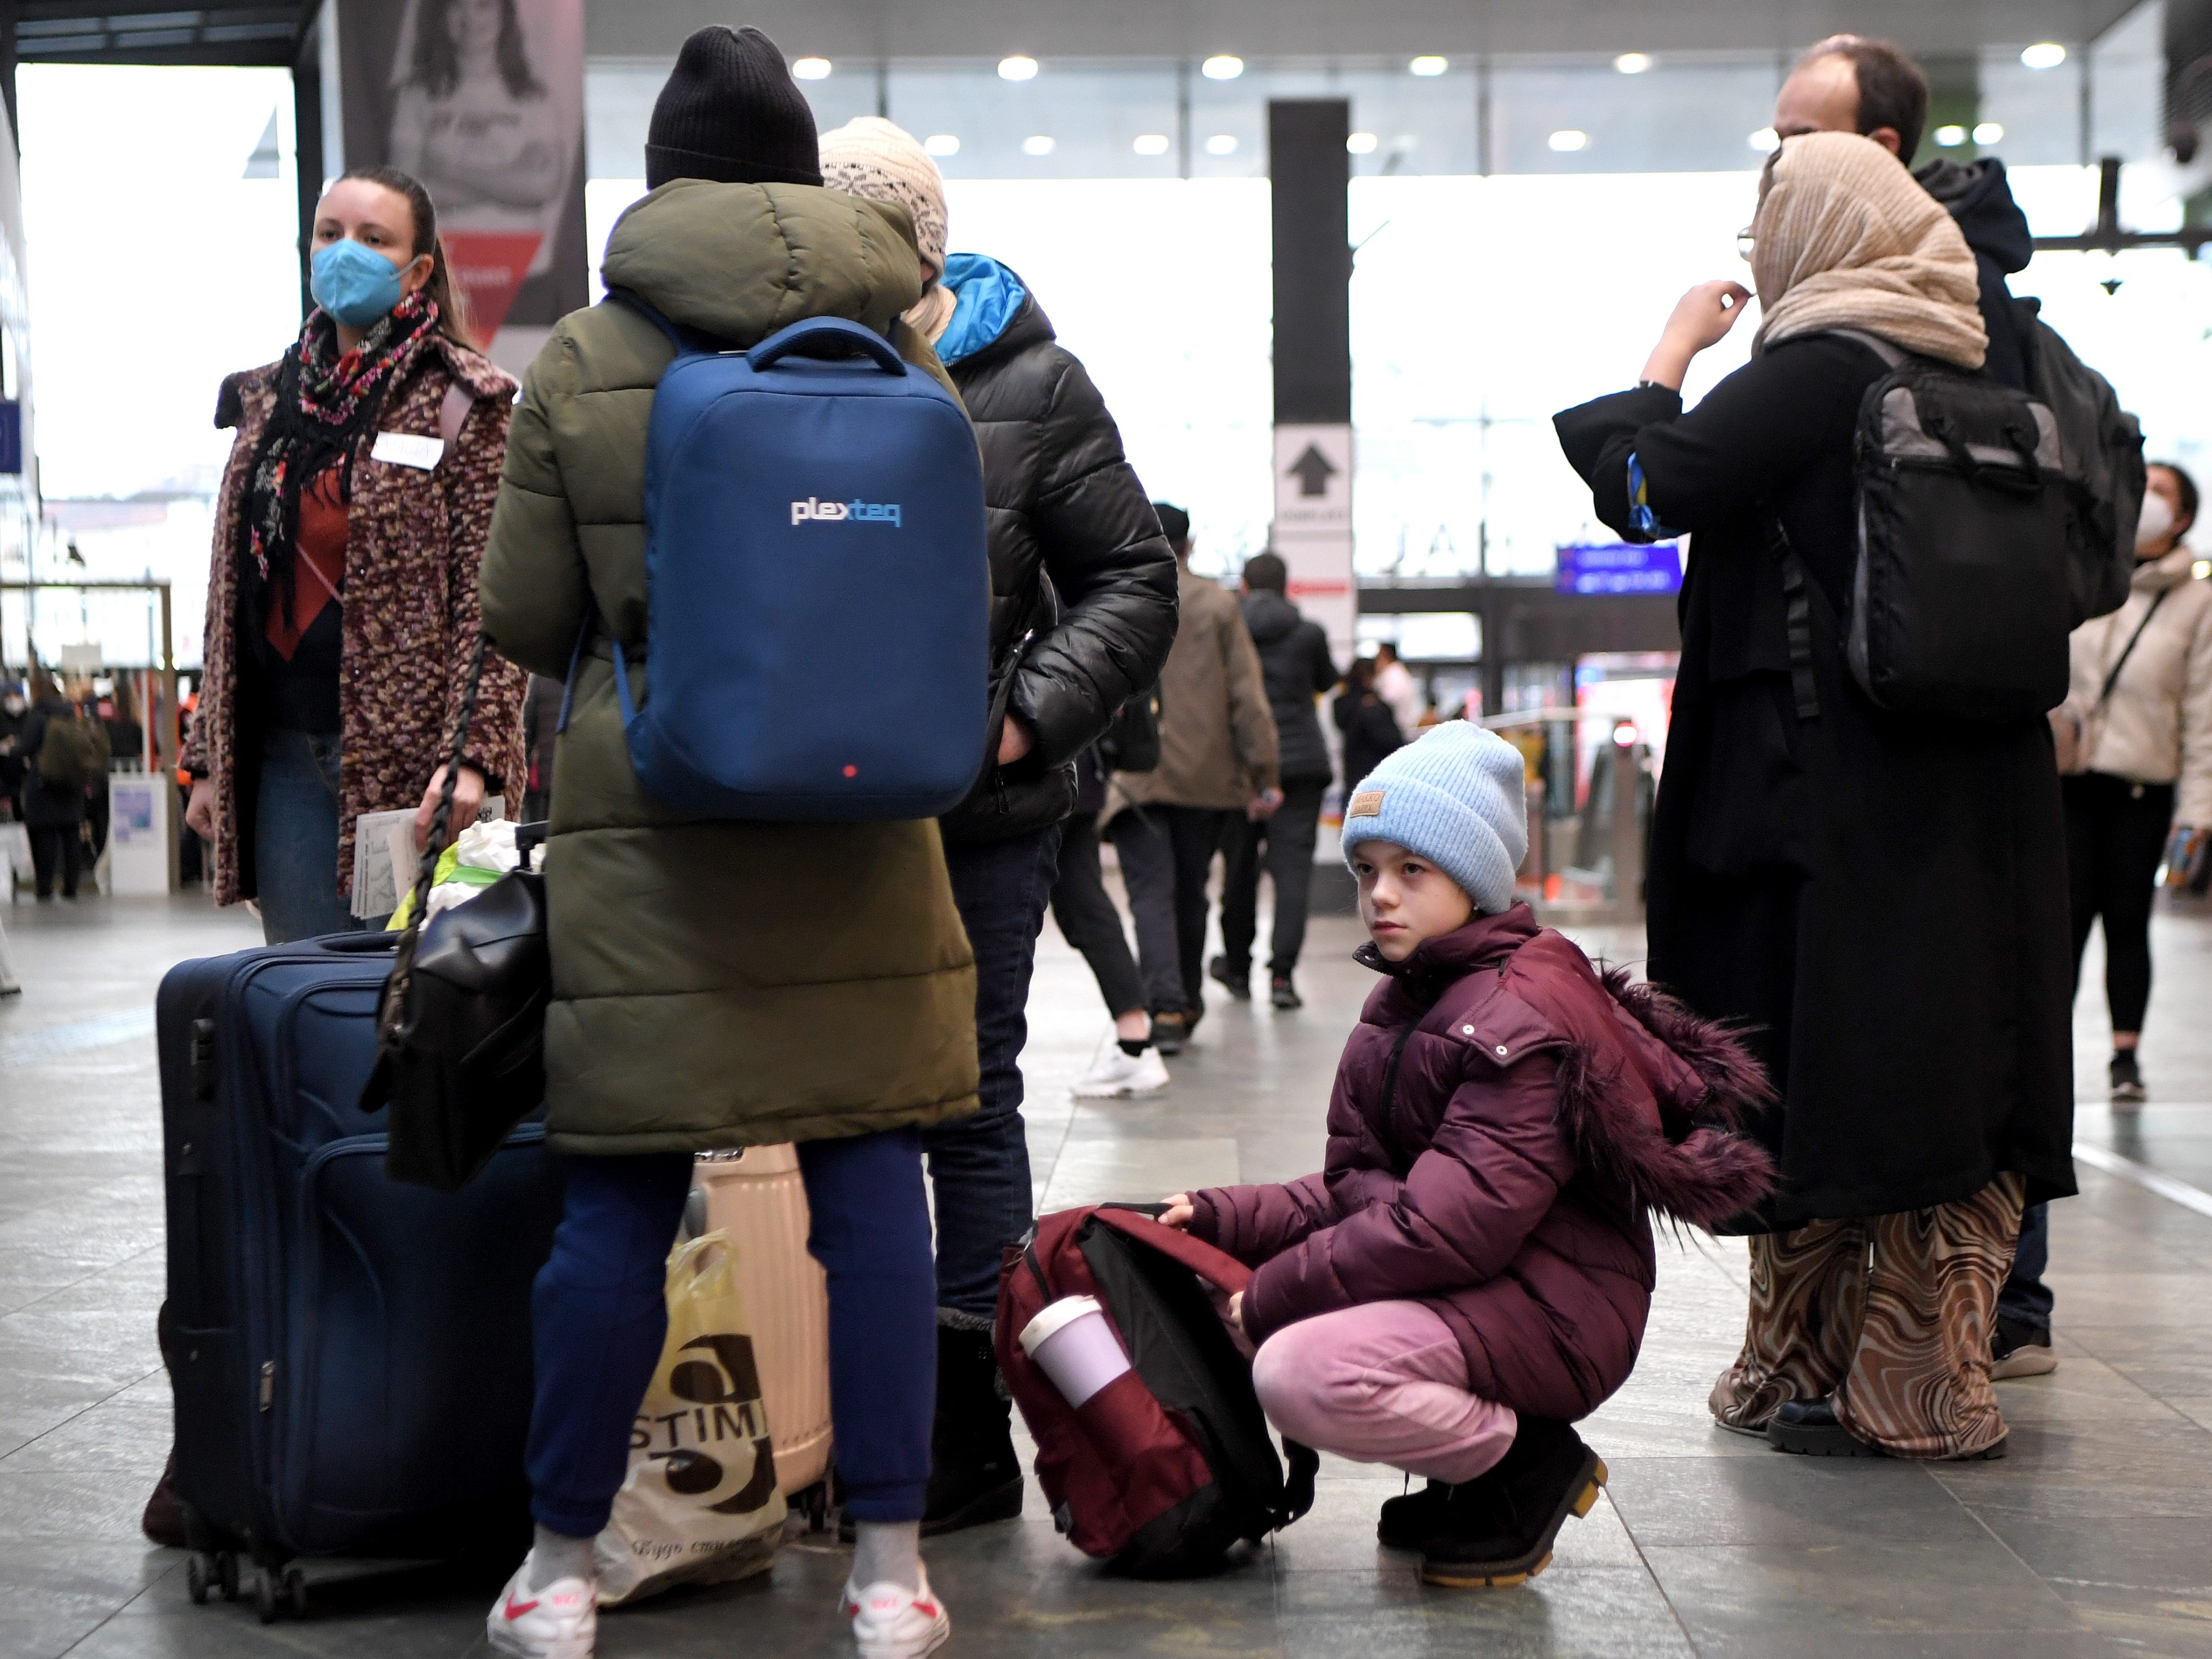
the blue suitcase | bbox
[158,931,564,1620]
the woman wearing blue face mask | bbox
[180,164,527,943]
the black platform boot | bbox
[1419,1419,1606,1589]
[1376,1479,1455,1550]
[921,1323,1024,1536]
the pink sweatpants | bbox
[1249,1301,1518,1485]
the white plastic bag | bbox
[593,1232,786,1605]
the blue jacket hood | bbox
[935,253,1031,367]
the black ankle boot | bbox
[1376,1479,1454,1550]
[922,1323,1024,1536]
[1419,1419,1606,1589]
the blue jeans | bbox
[927,825,1062,1322]
[254,730,365,945]
[1998,1201,2054,1332]
[525,1130,938,1536]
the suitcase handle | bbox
[319,932,402,955]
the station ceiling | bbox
[585,1,2150,62]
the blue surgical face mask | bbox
[310,238,410,329]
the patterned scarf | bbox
[239,291,440,627]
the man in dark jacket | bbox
[820,117,1179,1535]
[1774,30,2059,1378]
[1211,552,1337,1009]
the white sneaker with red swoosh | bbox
[486,1555,597,1659]
[843,1569,951,1658]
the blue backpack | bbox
[584,294,991,822]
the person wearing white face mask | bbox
[2051,462,2212,1108]
[180,165,525,944]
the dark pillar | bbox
[293,22,326,322]
[1268,100,1351,425]
[0,1,18,157]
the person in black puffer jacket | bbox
[820,117,1179,1537]
[1212,553,1339,1008]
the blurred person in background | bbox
[1213,551,1339,1010]
[102,683,144,771]
[819,113,1178,1537]
[183,164,524,944]
[1337,655,1408,790]
[1106,504,1278,1057]
[0,681,24,816]
[17,672,95,898]
[1373,641,1426,737]
[1555,131,2073,1462]
[1053,690,1171,1100]
[73,681,113,862]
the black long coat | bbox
[1555,335,2076,1230]
[940,284,1179,845]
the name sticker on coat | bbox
[1348,790,1385,818]
[371,432,445,470]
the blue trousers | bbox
[928,825,1062,1321]
[254,731,365,944]
[1998,1201,2054,1333]
[526,1129,938,1537]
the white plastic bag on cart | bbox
[593,1232,786,1605]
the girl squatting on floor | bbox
[1166,723,1776,1588]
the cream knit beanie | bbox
[818,116,948,281]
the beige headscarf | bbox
[1751,130,1987,370]
[818,116,957,344]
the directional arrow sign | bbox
[1287,443,1339,497]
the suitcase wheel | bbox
[254,1568,277,1624]
[285,1567,308,1618]
[185,1557,208,1606]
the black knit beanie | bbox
[645,26,822,189]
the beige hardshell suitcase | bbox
[691,1146,834,1513]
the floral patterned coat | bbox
[184,331,526,907]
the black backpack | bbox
[1099,682,1162,774]
[2021,305,2146,625]
[1779,332,2082,724]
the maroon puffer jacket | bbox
[1189,905,1773,1421]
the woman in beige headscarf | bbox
[1552,130,2073,1462]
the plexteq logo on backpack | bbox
[791,496,902,527]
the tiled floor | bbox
[2,886,2211,1656]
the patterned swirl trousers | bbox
[1708,1173,2026,1459]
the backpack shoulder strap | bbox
[607,288,699,357]
[1826,328,1909,369]
[437,382,474,449]
[1768,517,1821,723]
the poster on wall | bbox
[336,0,587,374]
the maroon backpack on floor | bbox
[997,1204,1318,1576]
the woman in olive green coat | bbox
[474,29,975,1659]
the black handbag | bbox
[359,634,552,1192]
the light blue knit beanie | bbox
[1340,722,1529,914]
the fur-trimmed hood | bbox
[1357,906,1776,1230]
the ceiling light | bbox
[1614,52,1652,74]
[1202,54,1244,80]
[1346,131,1379,154]
[1409,55,1448,76]
[1205,133,1239,156]
[1748,126,1780,153]
[924,133,960,156]
[791,56,831,81]
[1934,124,1968,147]
[2021,41,2067,70]
[1021,134,1056,156]
[998,55,1039,81]
[1973,121,2005,145]
[1133,133,1171,156]
[1548,129,1589,153]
